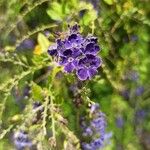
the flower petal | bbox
[86,54,102,68]
[56,39,64,48]
[87,68,98,79]
[48,49,57,56]
[47,44,57,56]
[72,59,78,67]
[68,34,77,42]
[76,68,88,80]
[63,49,72,57]
[58,56,67,65]
[64,40,72,49]
[85,42,100,54]
[92,56,102,68]
[64,62,75,73]
[78,57,87,68]
[72,48,82,58]
[87,35,98,43]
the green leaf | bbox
[103,0,114,5]
[47,9,63,21]
[82,10,97,25]
[31,82,43,100]
[47,2,63,21]
[37,33,50,53]
[51,2,62,14]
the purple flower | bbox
[90,103,100,113]
[135,86,144,96]
[135,109,146,124]
[17,39,34,50]
[48,24,102,80]
[13,130,33,150]
[48,44,57,56]
[136,110,146,119]
[82,42,99,55]
[77,54,101,80]
[91,138,104,149]
[91,115,106,129]
[81,103,107,150]
[104,132,113,144]
[82,143,92,150]
[82,127,93,137]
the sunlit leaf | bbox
[37,33,50,53]
[47,2,63,21]
[82,10,97,25]
[47,9,63,21]
[103,0,114,5]
[31,82,43,100]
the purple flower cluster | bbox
[121,71,145,99]
[135,109,146,124]
[135,86,144,96]
[81,103,107,150]
[48,24,101,80]
[13,130,33,150]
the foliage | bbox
[0,0,149,150]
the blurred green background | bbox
[0,0,150,150]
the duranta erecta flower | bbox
[48,24,102,81]
[80,103,107,150]
[13,130,33,150]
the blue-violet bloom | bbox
[48,24,102,81]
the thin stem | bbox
[4,0,49,36]
[15,24,57,50]
[0,125,14,139]
[91,21,95,35]
[51,95,56,138]
[0,94,9,126]
[42,93,50,136]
